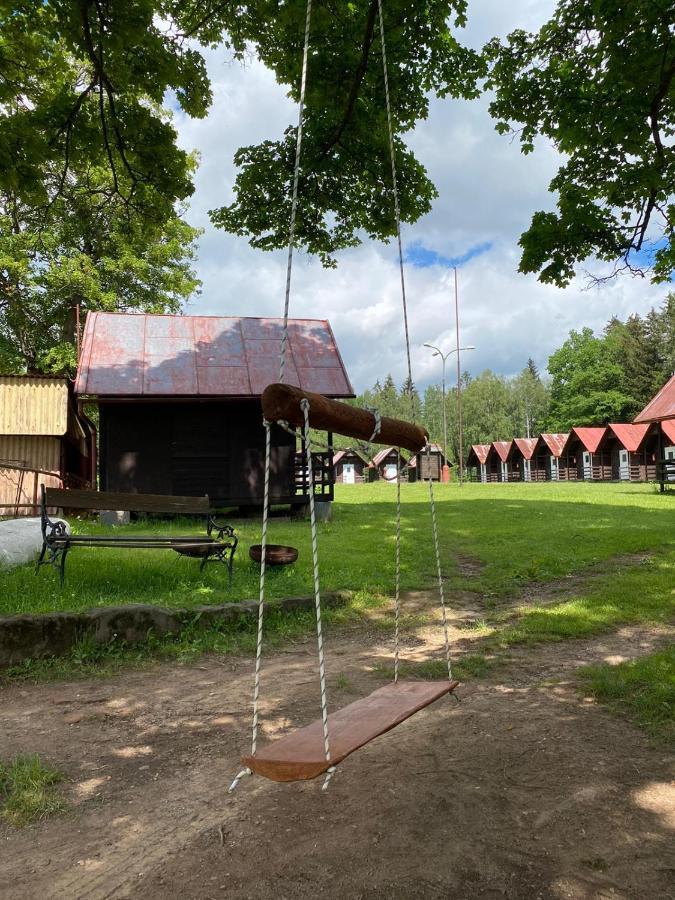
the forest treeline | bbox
[351,296,675,463]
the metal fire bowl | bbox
[249,544,299,566]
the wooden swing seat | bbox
[242,679,459,782]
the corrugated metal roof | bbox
[491,440,513,462]
[469,444,490,465]
[333,448,368,465]
[539,433,569,457]
[661,420,675,443]
[371,446,407,467]
[571,427,606,453]
[75,312,354,399]
[606,423,651,452]
[0,376,69,436]
[513,437,538,460]
[634,374,675,423]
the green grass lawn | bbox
[1,481,673,616]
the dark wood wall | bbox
[99,400,295,505]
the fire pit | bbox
[249,544,298,566]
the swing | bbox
[229,0,458,793]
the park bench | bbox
[36,486,237,585]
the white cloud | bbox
[173,1,670,393]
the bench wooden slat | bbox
[44,488,210,514]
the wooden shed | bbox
[466,444,490,482]
[512,438,540,481]
[659,420,675,483]
[634,374,675,484]
[0,376,95,515]
[565,427,609,480]
[410,443,447,481]
[371,446,408,481]
[600,424,661,481]
[535,433,570,481]
[75,312,354,508]
[333,448,369,484]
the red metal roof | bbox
[606,423,651,452]
[662,420,675,443]
[539,433,569,457]
[371,446,408,467]
[634,374,675,423]
[469,444,490,465]
[333,448,368,466]
[571,427,606,453]
[512,437,538,460]
[75,312,354,399]
[491,440,513,462]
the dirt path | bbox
[1,609,673,900]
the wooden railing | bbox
[293,452,334,501]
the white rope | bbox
[229,421,273,793]
[301,398,333,787]
[427,445,453,683]
[394,448,401,683]
[377,0,414,419]
[279,0,313,385]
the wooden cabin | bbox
[512,438,540,481]
[486,441,518,482]
[634,374,675,484]
[534,433,570,481]
[0,376,95,515]
[466,444,490,483]
[410,443,447,481]
[333,448,369,484]
[370,446,408,481]
[659,420,675,484]
[564,427,609,480]
[75,312,354,508]
[600,424,661,481]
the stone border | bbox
[0,591,352,668]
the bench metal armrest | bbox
[207,516,237,544]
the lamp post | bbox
[424,342,475,481]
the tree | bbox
[545,328,634,429]
[485,1,675,285]
[511,362,550,437]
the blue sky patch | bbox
[404,241,493,269]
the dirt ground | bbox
[1,592,674,900]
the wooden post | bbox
[262,384,428,454]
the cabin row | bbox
[333,444,447,483]
[466,422,675,484]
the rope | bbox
[279,0,313,385]
[301,398,333,789]
[427,445,453,683]
[394,448,401,683]
[229,421,273,793]
[377,0,414,420]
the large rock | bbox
[88,604,184,644]
[0,612,87,667]
[0,517,70,569]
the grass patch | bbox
[1,482,673,616]
[577,646,675,744]
[0,754,66,827]
[372,652,495,682]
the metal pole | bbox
[454,267,463,486]
[441,354,447,478]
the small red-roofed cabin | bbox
[466,444,490,482]
[333,448,369,484]
[371,446,408,481]
[75,312,354,507]
[410,443,447,481]
[487,440,518,482]
[565,427,609,480]
[634,374,675,425]
[512,438,540,481]
[535,433,570,481]
[601,423,660,481]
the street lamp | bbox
[423,342,475,482]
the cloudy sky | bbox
[174,0,667,393]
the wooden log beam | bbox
[262,383,428,454]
